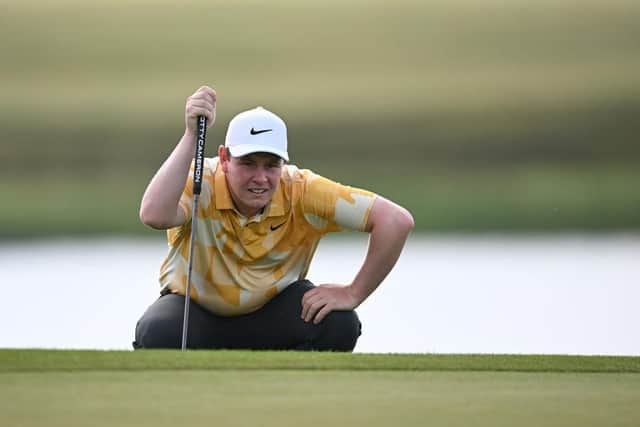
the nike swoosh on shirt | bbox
[270,221,286,231]
[250,128,273,135]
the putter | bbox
[181,115,208,351]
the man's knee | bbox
[134,311,182,349]
[133,295,185,349]
[314,310,362,352]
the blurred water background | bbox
[1,234,639,354]
[1,0,639,353]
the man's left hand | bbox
[301,284,359,324]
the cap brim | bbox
[228,144,289,162]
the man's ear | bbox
[218,145,229,173]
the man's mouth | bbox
[248,189,267,194]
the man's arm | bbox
[139,86,217,229]
[301,196,414,323]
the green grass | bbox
[1,371,639,427]
[2,349,640,373]
[1,350,639,427]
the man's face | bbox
[220,149,283,217]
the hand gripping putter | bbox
[181,115,207,351]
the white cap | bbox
[225,106,289,161]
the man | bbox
[134,85,414,351]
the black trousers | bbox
[133,280,361,351]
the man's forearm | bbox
[348,205,414,305]
[139,130,196,229]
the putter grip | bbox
[193,115,208,195]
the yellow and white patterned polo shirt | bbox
[158,157,377,316]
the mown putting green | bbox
[1,350,639,427]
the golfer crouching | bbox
[134,85,414,351]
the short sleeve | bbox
[301,170,377,233]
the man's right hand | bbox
[140,85,217,230]
[185,85,217,134]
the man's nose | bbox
[252,166,268,182]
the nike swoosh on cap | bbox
[250,128,273,135]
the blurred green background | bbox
[2,0,639,239]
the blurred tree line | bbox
[1,0,639,237]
